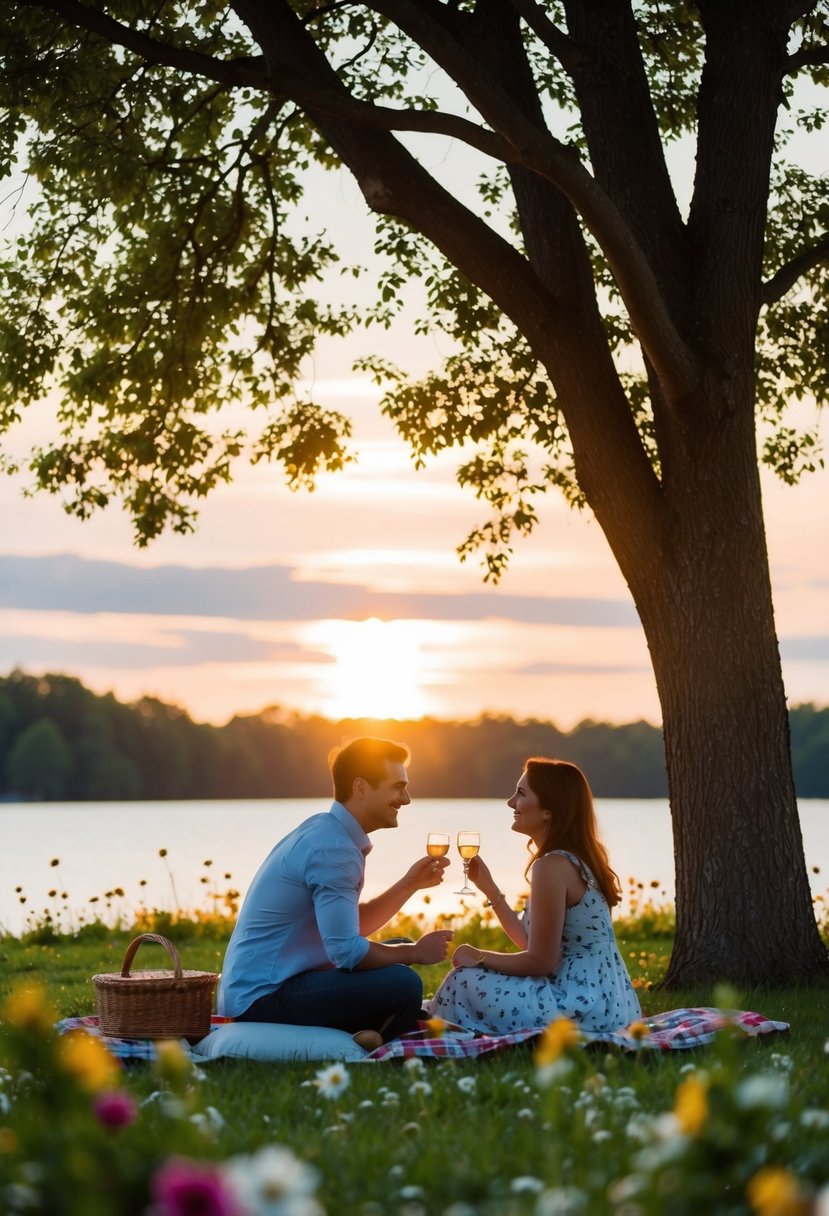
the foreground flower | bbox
[94,1089,138,1129]
[0,1128,19,1154]
[190,1105,226,1137]
[536,1017,580,1066]
[57,1031,121,1092]
[673,1073,708,1137]
[510,1176,544,1194]
[627,1021,650,1042]
[155,1039,193,1086]
[313,1064,350,1099]
[2,985,57,1036]
[537,1188,588,1215]
[224,1144,322,1216]
[736,1073,789,1111]
[424,1017,447,1038]
[746,1166,810,1216]
[151,1158,239,1216]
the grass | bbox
[1,888,828,1214]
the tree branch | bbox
[507,0,578,72]
[34,0,698,405]
[270,60,698,404]
[786,42,829,74]
[271,80,512,160]
[357,0,699,404]
[762,232,829,304]
[232,0,664,531]
[22,0,270,89]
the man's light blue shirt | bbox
[217,802,373,1018]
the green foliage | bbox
[0,4,357,543]
[0,2,826,572]
[5,716,72,800]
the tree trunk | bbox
[609,398,829,985]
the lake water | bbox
[2,798,828,937]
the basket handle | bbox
[120,933,183,980]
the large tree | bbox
[1,2,827,983]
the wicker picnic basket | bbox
[92,933,220,1041]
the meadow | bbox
[1,870,828,1216]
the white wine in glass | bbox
[455,831,480,895]
[426,832,450,858]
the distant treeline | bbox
[1,669,827,801]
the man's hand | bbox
[405,855,450,891]
[411,929,454,965]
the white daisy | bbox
[224,1144,322,1216]
[313,1063,350,1099]
[510,1176,544,1195]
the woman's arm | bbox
[485,889,527,949]
[453,853,581,977]
[462,855,526,949]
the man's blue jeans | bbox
[236,964,423,1042]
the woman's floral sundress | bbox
[429,850,641,1034]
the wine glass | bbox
[455,831,480,895]
[426,832,450,859]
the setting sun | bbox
[307,618,432,719]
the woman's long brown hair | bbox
[523,757,621,907]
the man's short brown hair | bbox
[329,736,410,804]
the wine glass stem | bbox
[463,862,470,884]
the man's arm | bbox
[354,931,454,969]
[359,856,450,936]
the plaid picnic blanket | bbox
[367,1007,790,1060]
[55,1015,232,1064]
[57,1007,788,1065]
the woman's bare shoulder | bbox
[531,851,580,880]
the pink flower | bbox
[94,1090,138,1130]
[151,1158,239,1216]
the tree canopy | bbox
[0,1,825,559]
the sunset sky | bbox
[1,102,827,731]
[1,362,826,730]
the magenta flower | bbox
[94,1090,138,1130]
[151,1158,239,1216]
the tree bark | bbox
[598,393,829,984]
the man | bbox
[217,736,453,1042]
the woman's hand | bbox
[451,943,484,969]
[405,855,450,891]
[465,855,495,897]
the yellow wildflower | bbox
[747,1166,810,1216]
[673,1073,708,1136]
[536,1017,580,1066]
[57,1031,121,1092]
[0,1128,19,1154]
[2,984,56,1036]
[424,1017,447,1038]
[628,1020,650,1041]
[154,1038,192,1086]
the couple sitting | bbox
[217,736,641,1045]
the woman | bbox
[429,758,641,1034]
